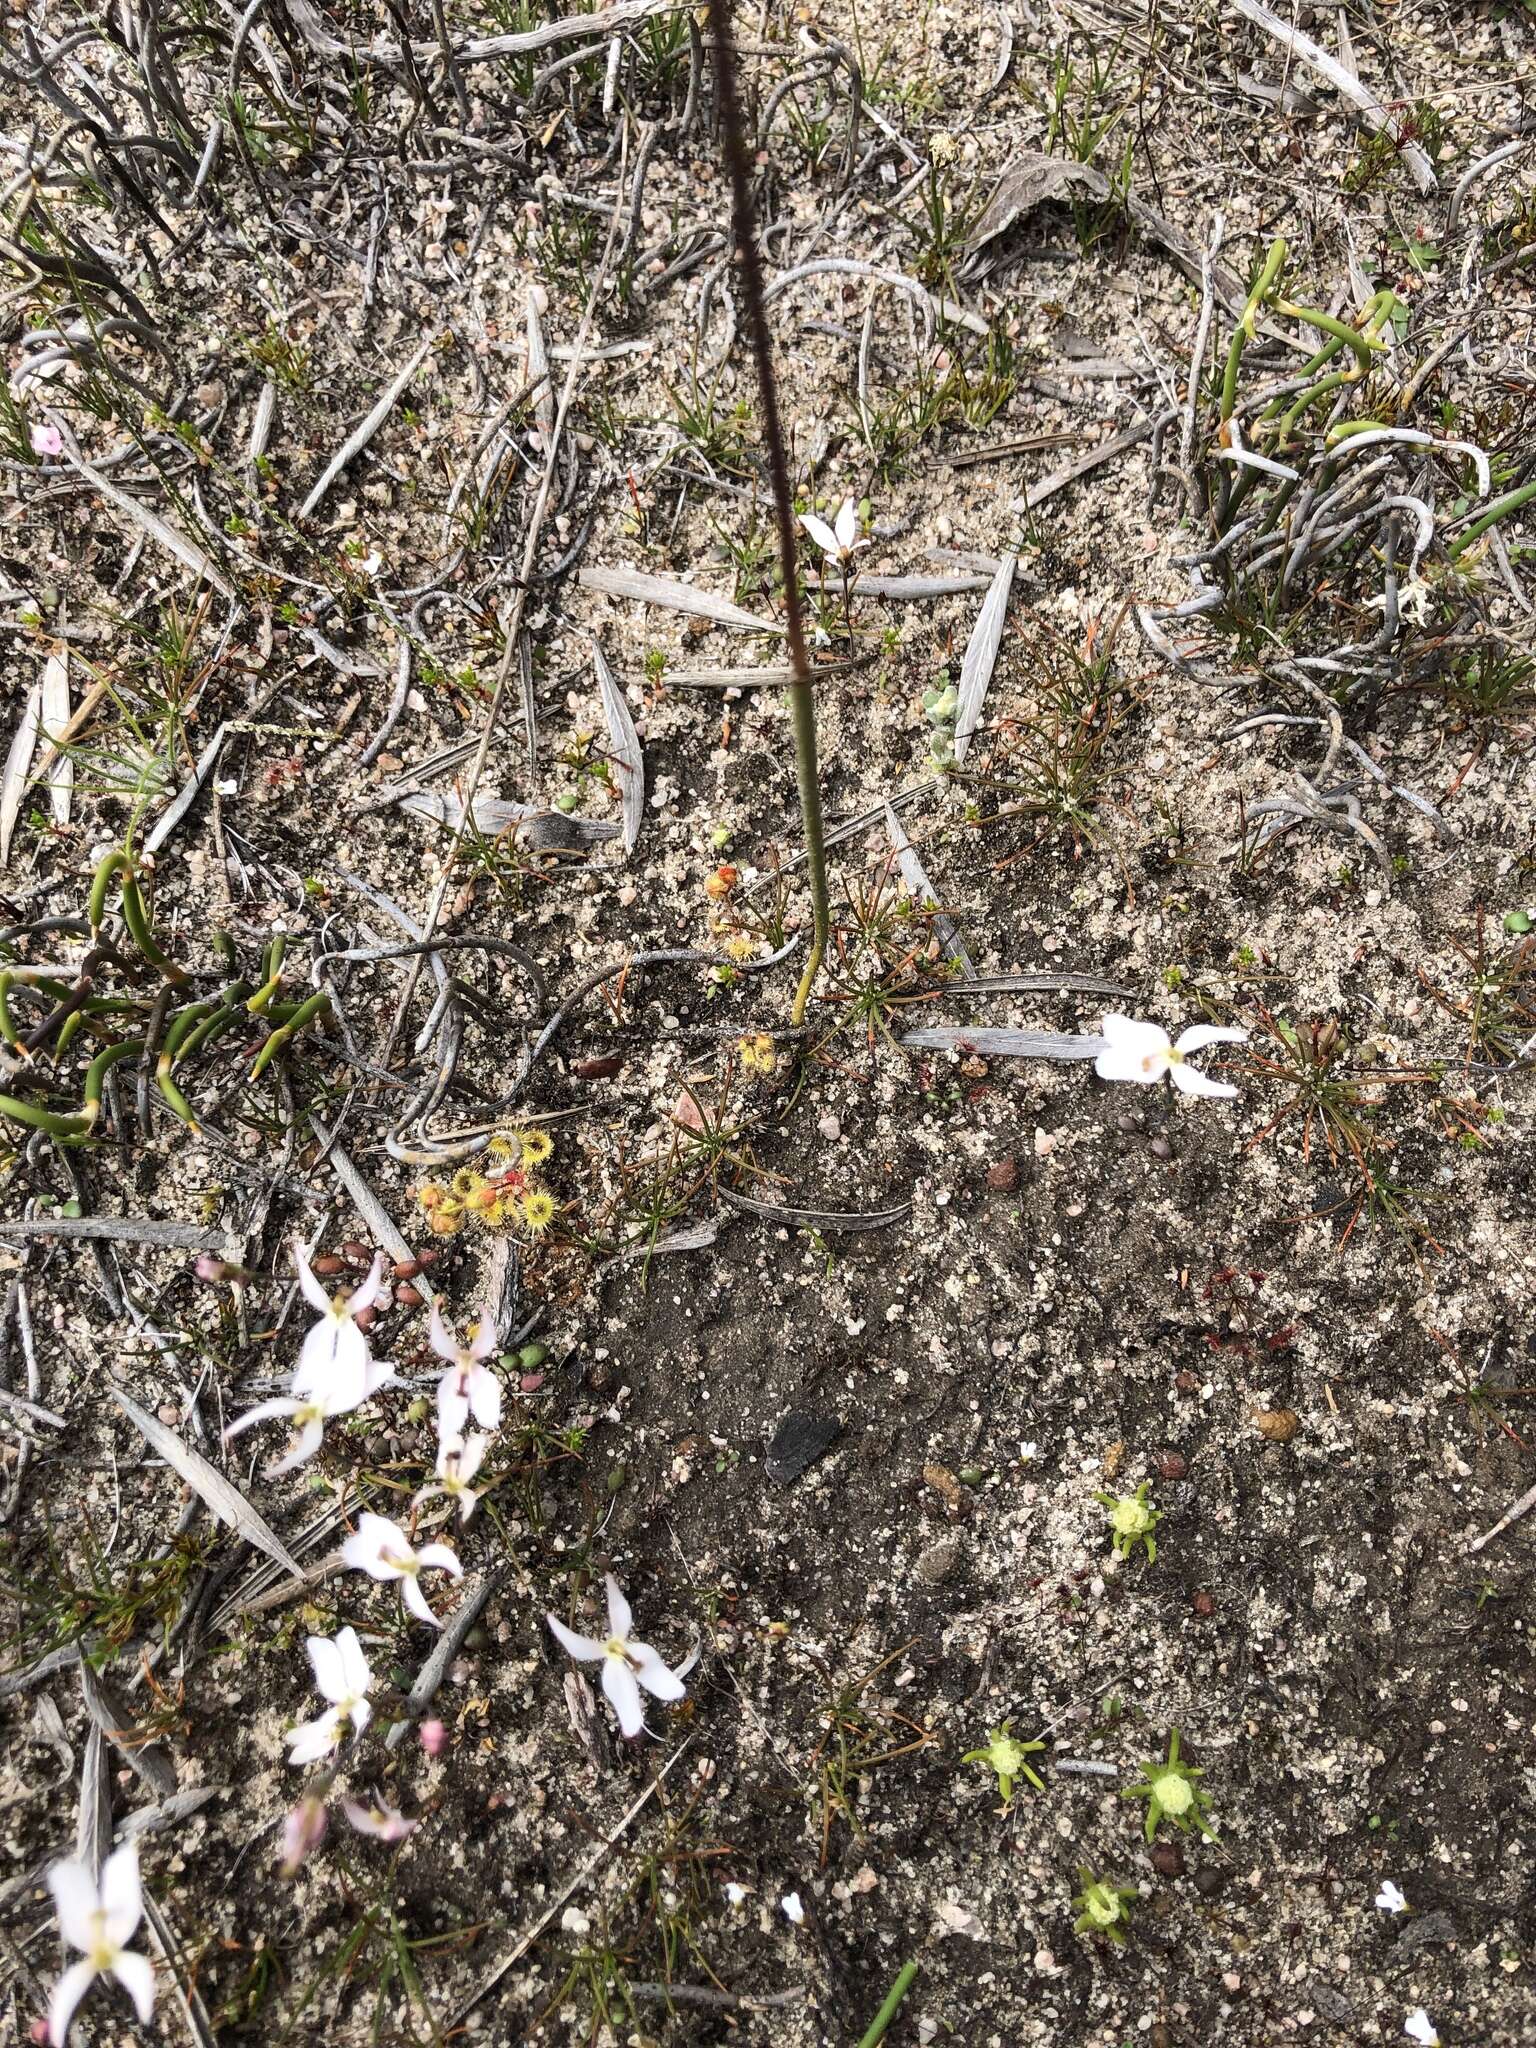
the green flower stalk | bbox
[1071,1867,1138,1946]
[962,1722,1047,1806]
[1097,1481,1160,1563]
[1123,1728,1218,1843]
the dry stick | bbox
[450,1744,688,2025]
[1467,1480,1536,1556]
[711,0,828,1027]
[371,138,630,1085]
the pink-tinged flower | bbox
[285,1627,373,1765]
[342,1797,418,1843]
[418,1718,447,1757]
[291,1238,392,1407]
[412,1431,489,1523]
[1094,1015,1249,1100]
[430,1297,502,1435]
[341,1512,461,1628]
[194,1254,254,1288]
[29,421,62,458]
[799,496,868,566]
[223,1378,360,1476]
[45,1843,154,2045]
[279,1794,328,1876]
[545,1574,687,1739]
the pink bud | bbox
[419,1718,447,1757]
[280,1794,328,1876]
[30,2017,49,2044]
[29,421,62,459]
[194,1254,253,1287]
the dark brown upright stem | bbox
[708,0,829,1026]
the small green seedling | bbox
[962,1721,1046,1806]
[1123,1728,1218,1843]
[1097,1482,1160,1563]
[1072,1867,1137,1945]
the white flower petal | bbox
[224,1397,296,1443]
[349,1251,390,1314]
[342,1513,406,1579]
[293,1318,341,1396]
[630,1640,686,1703]
[799,513,839,556]
[601,1654,644,1737]
[414,1542,462,1577]
[1099,1014,1172,1058]
[1169,1063,1238,1100]
[401,1575,441,1627]
[98,1842,141,1946]
[1174,1025,1248,1055]
[110,1948,155,2023]
[337,1626,371,1700]
[268,1415,324,1475]
[48,1860,100,1951]
[307,1635,347,1702]
[285,1712,340,1765]
[437,1371,470,1439]
[1093,1046,1163,1084]
[351,1698,373,1741]
[469,1311,499,1361]
[546,1613,604,1662]
[468,1368,502,1432]
[604,1574,632,1642]
[427,1299,460,1366]
[48,1958,98,2046]
[292,1238,332,1315]
[833,497,857,550]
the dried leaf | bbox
[109,1387,304,1579]
[40,650,71,826]
[965,153,1113,258]
[396,789,619,851]
[79,1660,178,1798]
[883,802,973,974]
[117,1786,224,1841]
[76,1722,111,1880]
[902,1026,1107,1060]
[719,1186,911,1233]
[525,289,555,444]
[579,564,783,634]
[592,642,643,852]
[1,681,41,868]
[953,553,1015,765]
[72,459,233,598]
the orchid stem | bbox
[710,0,830,1028]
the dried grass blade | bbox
[882,802,974,975]
[299,338,433,520]
[72,460,233,598]
[75,1721,111,1880]
[580,564,783,633]
[953,553,1015,765]
[593,641,644,851]
[526,289,556,445]
[719,1186,911,1232]
[40,651,71,826]
[902,1026,1107,1060]
[1,681,41,868]
[109,1387,304,1579]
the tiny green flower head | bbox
[1097,1480,1161,1563]
[1123,1727,1218,1844]
[1071,1866,1138,1946]
[961,1721,1046,1806]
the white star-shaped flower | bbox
[1094,1014,1248,1100]
[545,1574,687,1738]
[46,1844,155,2045]
[799,496,868,566]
